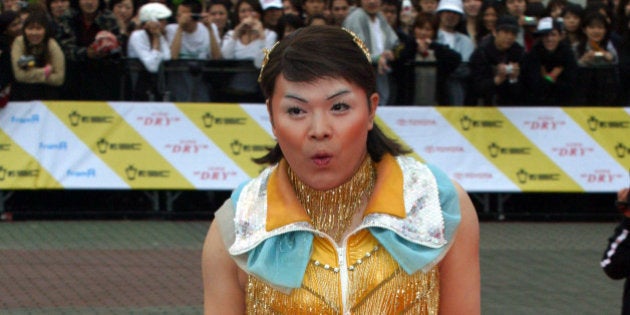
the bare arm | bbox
[170,27,183,60]
[438,182,481,315]
[202,220,246,314]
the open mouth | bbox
[311,153,332,166]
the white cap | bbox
[139,3,172,22]
[436,0,464,15]
[537,17,553,32]
[260,0,282,10]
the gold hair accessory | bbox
[342,27,371,62]
[258,41,280,83]
[258,28,372,83]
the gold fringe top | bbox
[246,230,439,314]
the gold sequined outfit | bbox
[218,155,459,314]
[247,231,439,314]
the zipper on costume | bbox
[338,240,349,314]
[318,223,370,314]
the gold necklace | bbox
[287,156,376,243]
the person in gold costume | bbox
[202,25,480,314]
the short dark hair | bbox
[414,12,439,39]
[179,0,202,14]
[109,0,139,17]
[255,25,410,165]
[275,13,304,39]
[234,0,263,24]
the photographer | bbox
[601,188,630,315]
[166,0,212,60]
[469,15,525,105]
[573,11,619,106]
[521,17,577,106]
[164,0,217,101]
[10,10,65,100]
[220,0,277,102]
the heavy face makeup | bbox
[269,75,378,191]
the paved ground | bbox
[0,220,625,314]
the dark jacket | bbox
[56,8,123,62]
[522,40,578,106]
[0,35,13,89]
[55,8,123,100]
[573,39,620,106]
[469,36,525,105]
[0,35,13,106]
[602,217,630,315]
[617,36,630,106]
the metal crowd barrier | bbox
[120,58,259,102]
[119,58,442,105]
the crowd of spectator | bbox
[0,0,629,106]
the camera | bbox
[17,55,36,69]
[523,16,537,26]
[505,64,513,75]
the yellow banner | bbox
[437,107,581,192]
[178,103,276,177]
[44,101,192,189]
[563,107,630,170]
[0,129,61,189]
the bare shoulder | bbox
[438,181,480,315]
[201,220,246,314]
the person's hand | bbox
[145,21,162,36]
[87,45,108,59]
[507,62,520,81]
[416,38,431,54]
[250,19,264,38]
[201,12,211,28]
[377,50,394,75]
[617,188,630,217]
[235,17,254,37]
[494,63,508,85]
[580,50,596,64]
[43,64,52,80]
[601,51,614,62]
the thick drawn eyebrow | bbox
[284,90,351,103]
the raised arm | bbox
[438,182,481,315]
